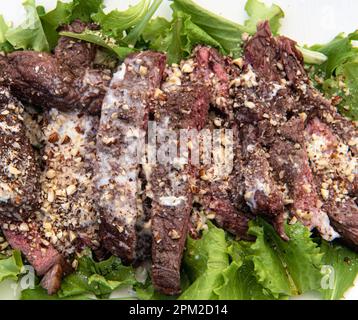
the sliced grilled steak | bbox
[55,20,98,72]
[1,219,70,294]
[96,52,166,264]
[236,22,343,241]
[150,82,210,295]
[0,51,110,115]
[305,117,358,247]
[239,125,287,239]
[185,47,253,240]
[269,128,339,241]
[0,87,41,220]
[244,21,306,85]
[195,120,253,241]
[193,46,234,114]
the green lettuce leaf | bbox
[59,253,136,299]
[320,241,358,300]
[124,0,163,46]
[310,31,358,120]
[243,0,284,35]
[21,285,91,300]
[37,1,73,49]
[5,0,49,51]
[179,222,229,300]
[0,15,14,52]
[70,0,103,23]
[59,29,134,59]
[92,0,149,40]
[142,17,171,44]
[0,251,24,283]
[214,242,274,300]
[246,221,323,298]
[171,0,245,57]
[167,0,284,59]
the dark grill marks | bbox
[95,52,166,264]
[149,83,210,295]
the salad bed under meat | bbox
[0,0,357,300]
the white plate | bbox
[0,0,357,300]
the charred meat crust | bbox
[96,51,166,264]
[0,87,41,220]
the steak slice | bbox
[195,121,253,241]
[96,52,166,264]
[54,20,98,72]
[0,87,41,220]
[240,125,287,239]
[149,82,210,295]
[305,117,357,247]
[269,125,339,241]
[0,51,110,115]
[244,21,306,85]
[1,219,70,294]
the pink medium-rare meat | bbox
[1,219,70,294]
[244,21,307,85]
[96,51,166,264]
[0,87,41,220]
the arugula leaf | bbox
[179,222,229,300]
[58,253,136,299]
[60,29,134,59]
[320,241,358,300]
[243,0,284,35]
[5,0,49,51]
[0,251,23,283]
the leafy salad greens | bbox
[0,0,357,300]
